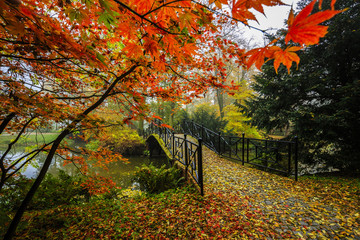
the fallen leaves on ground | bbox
[203,147,360,239]
[11,147,360,239]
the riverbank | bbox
[0,132,59,146]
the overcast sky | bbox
[242,0,301,46]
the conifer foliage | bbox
[246,0,359,172]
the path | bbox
[202,147,360,239]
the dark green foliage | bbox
[246,0,360,172]
[132,164,183,194]
[0,171,89,212]
[190,103,227,132]
[174,108,191,126]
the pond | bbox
[0,143,169,189]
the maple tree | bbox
[0,0,343,238]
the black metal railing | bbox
[179,120,299,180]
[146,120,204,195]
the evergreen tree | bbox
[246,0,360,172]
[191,103,227,133]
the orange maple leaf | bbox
[285,0,342,46]
[244,39,277,70]
[330,0,336,10]
[270,46,302,73]
[123,42,143,58]
[245,47,269,70]
[160,123,173,129]
[232,5,256,23]
[144,39,159,58]
[209,0,228,9]
[240,0,284,14]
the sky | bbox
[242,0,301,46]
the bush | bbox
[0,171,89,212]
[132,164,183,194]
[191,103,227,132]
[86,126,146,155]
[105,128,146,155]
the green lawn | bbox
[0,133,59,147]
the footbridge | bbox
[145,120,299,195]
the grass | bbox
[0,133,59,147]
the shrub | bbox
[0,170,89,212]
[191,103,227,132]
[86,126,146,155]
[132,164,183,194]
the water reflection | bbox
[0,144,169,188]
[95,155,169,188]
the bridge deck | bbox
[201,146,358,239]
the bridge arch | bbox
[146,135,168,158]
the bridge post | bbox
[288,142,292,176]
[295,136,298,181]
[242,133,245,165]
[198,138,204,196]
[218,132,221,154]
[201,124,204,140]
[229,136,232,158]
[172,132,175,159]
[247,138,249,163]
[184,134,188,180]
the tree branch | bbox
[113,0,181,35]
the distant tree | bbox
[246,0,360,172]
[190,103,227,133]
[150,100,180,127]
[224,79,263,138]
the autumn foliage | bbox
[0,0,343,237]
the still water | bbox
[1,144,169,189]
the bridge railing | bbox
[180,120,298,180]
[146,120,204,195]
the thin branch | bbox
[54,153,87,176]
[191,0,270,35]
[0,54,72,62]
[0,116,36,166]
[167,64,202,87]
[113,0,181,35]
[4,140,56,181]
[142,0,188,17]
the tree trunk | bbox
[138,117,144,135]
[216,88,224,120]
[3,130,69,239]
[3,65,137,239]
[0,113,16,135]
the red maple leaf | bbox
[285,0,342,46]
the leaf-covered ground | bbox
[203,148,360,239]
[10,147,360,239]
